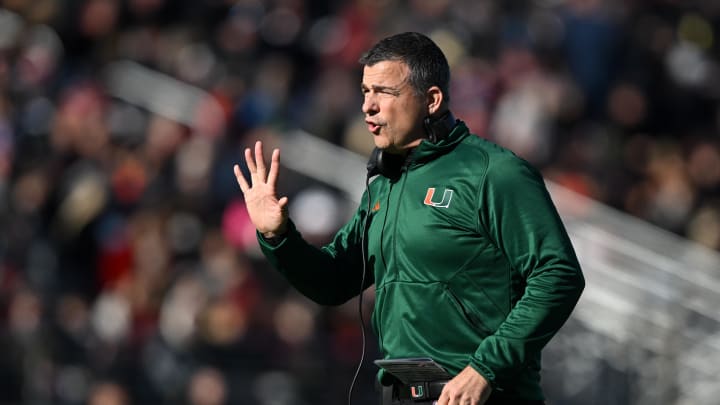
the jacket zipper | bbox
[376,176,399,355]
[391,170,409,278]
[375,169,408,356]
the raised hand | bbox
[233,140,289,238]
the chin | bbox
[372,137,390,150]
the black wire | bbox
[347,174,373,405]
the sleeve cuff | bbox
[257,231,287,247]
[469,361,498,389]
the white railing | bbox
[544,184,720,405]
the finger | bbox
[244,147,256,174]
[266,148,281,186]
[254,140,267,181]
[278,196,289,209]
[234,164,250,192]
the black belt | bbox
[382,381,547,405]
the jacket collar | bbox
[407,120,469,168]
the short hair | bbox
[359,32,450,103]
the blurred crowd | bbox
[1,0,720,404]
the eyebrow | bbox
[361,83,402,95]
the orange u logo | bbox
[423,187,453,208]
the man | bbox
[233,32,584,405]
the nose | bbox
[362,93,378,116]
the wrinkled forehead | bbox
[361,60,410,89]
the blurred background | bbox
[1,0,720,404]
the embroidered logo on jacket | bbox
[423,187,454,208]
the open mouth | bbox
[366,121,381,134]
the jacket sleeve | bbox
[257,194,374,306]
[470,155,585,386]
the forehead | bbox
[362,60,409,87]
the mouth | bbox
[366,120,382,134]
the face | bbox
[361,60,428,154]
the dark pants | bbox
[380,384,546,405]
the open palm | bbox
[233,141,288,238]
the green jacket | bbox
[258,122,584,399]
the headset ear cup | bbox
[376,150,404,180]
[367,147,383,177]
[367,148,403,180]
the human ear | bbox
[426,86,443,115]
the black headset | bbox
[366,110,457,180]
